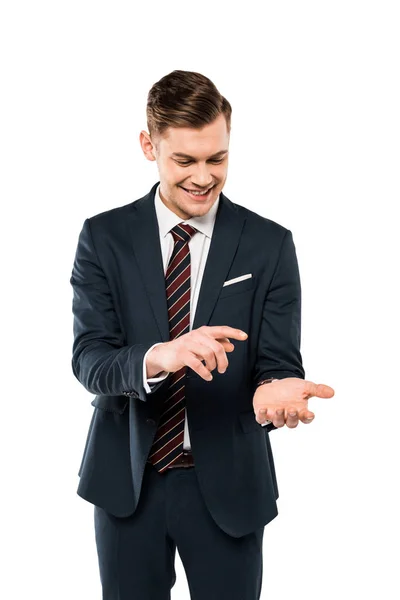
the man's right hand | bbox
[146,326,248,381]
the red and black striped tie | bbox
[147,222,198,473]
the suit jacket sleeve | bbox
[70,218,166,401]
[253,228,305,390]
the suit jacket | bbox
[70,180,305,538]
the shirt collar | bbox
[154,183,220,239]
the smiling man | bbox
[70,69,334,599]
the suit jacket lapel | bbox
[128,182,246,342]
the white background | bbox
[1,1,399,598]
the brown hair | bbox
[146,70,232,149]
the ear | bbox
[139,130,156,162]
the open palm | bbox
[253,377,335,427]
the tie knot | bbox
[170,223,197,244]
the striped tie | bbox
[147,222,198,473]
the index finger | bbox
[304,381,335,399]
[207,326,248,341]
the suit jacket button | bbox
[146,418,156,426]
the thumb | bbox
[304,381,335,398]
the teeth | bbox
[184,187,211,195]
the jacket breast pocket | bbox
[218,276,255,299]
[91,395,129,414]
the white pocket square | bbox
[222,273,252,287]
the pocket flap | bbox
[91,395,128,414]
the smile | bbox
[180,185,214,200]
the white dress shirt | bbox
[141,183,266,450]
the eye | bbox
[175,159,225,166]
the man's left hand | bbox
[253,378,335,428]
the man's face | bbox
[140,113,229,220]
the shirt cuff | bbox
[142,343,170,393]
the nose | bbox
[190,163,214,189]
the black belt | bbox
[147,451,195,469]
[167,451,195,469]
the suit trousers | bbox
[94,461,265,600]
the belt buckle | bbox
[182,451,194,468]
[168,451,193,469]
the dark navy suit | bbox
[70,181,305,598]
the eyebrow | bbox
[171,149,228,159]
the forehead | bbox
[161,114,229,156]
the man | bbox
[70,69,334,599]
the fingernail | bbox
[277,410,284,416]
[289,412,296,417]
